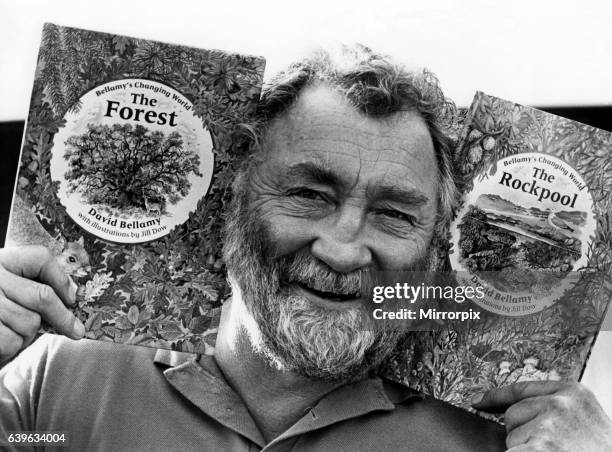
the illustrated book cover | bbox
[6,23,265,353]
[383,92,612,421]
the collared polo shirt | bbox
[0,335,505,451]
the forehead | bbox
[260,85,439,197]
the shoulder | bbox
[0,334,160,432]
[27,333,157,365]
[1,334,181,410]
[0,334,205,444]
[2,334,161,390]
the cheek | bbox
[263,214,317,259]
[368,227,434,270]
[245,198,317,260]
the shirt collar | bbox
[154,350,422,448]
[153,348,195,367]
[156,351,266,446]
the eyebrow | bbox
[368,185,430,207]
[283,162,342,187]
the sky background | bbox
[1,0,611,414]
[1,0,611,121]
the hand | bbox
[0,246,85,364]
[472,380,612,451]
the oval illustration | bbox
[450,153,596,316]
[50,79,214,243]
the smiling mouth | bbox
[293,282,362,305]
[298,283,360,301]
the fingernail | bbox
[471,393,483,405]
[72,318,85,339]
[69,278,78,302]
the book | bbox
[383,92,612,421]
[6,23,265,353]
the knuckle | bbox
[548,395,571,413]
[25,246,55,268]
[536,416,555,434]
[35,283,55,308]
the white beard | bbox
[227,271,393,381]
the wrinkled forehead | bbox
[259,85,439,198]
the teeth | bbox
[295,282,360,299]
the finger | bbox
[472,380,566,412]
[0,267,84,339]
[506,416,539,448]
[21,331,38,349]
[507,438,558,452]
[504,397,541,432]
[0,246,77,306]
[0,322,24,364]
[506,446,535,452]
[0,295,41,339]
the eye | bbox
[377,209,416,225]
[287,188,327,201]
[68,256,77,263]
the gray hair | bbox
[238,44,459,233]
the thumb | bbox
[472,380,565,413]
[0,246,77,306]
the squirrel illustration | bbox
[6,194,91,278]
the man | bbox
[1,46,611,451]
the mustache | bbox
[278,248,431,298]
[279,250,367,297]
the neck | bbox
[214,294,344,442]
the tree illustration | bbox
[63,123,202,210]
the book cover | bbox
[384,92,612,421]
[6,23,265,353]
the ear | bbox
[58,235,67,250]
[77,236,85,246]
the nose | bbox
[310,205,372,273]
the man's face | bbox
[224,85,440,381]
